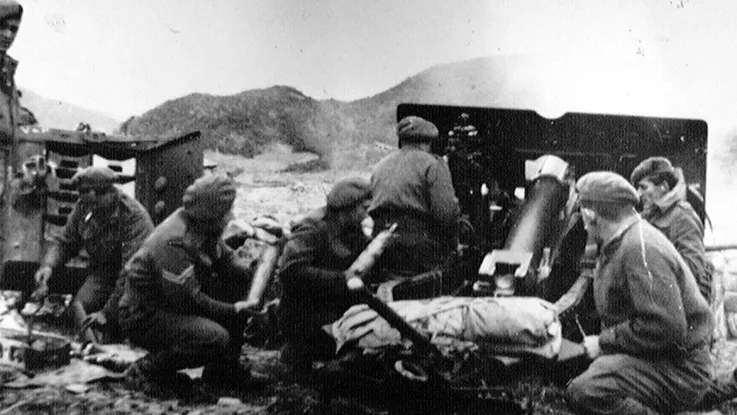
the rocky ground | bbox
[3,150,737,414]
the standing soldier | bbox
[0,0,23,138]
[32,166,154,341]
[0,1,42,284]
[369,116,460,277]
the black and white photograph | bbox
[1,0,737,413]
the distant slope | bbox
[121,55,694,171]
[19,88,120,134]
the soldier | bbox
[630,156,714,302]
[278,177,371,373]
[32,167,153,341]
[0,1,39,275]
[0,0,23,138]
[369,116,460,277]
[119,175,264,393]
[566,171,712,415]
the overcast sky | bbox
[10,0,737,125]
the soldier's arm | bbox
[120,208,155,268]
[599,242,688,355]
[426,160,461,232]
[99,209,155,321]
[155,241,237,321]
[279,221,350,302]
[40,203,84,269]
[670,208,712,301]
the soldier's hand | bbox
[30,282,49,301]
[583,335,601,359]
[81,312,107,331]
[234,299,260,315]
[34,266,53,284]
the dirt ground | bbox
[3,150,737,414]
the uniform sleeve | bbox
[120,208,155,268]
[278,220,350,302]
[154,241,237,321]
[41,203,84,268]
[670,210,713,302]
[426,159,461,243]
[100,208,155,321]
[599,242,688,355]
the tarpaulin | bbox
[330,296,562,359]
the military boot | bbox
[125,355,192,398]
[201,359,269,391]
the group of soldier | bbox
[0,1,729,413]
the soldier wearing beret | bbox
[368,116,460,277]
[566,171,713,415]
[630,156,714,302]
[32,166,154,341]
[119,175,266,394]
[278,177,372,373]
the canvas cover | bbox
[330,296,562,359]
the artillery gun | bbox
[323,103,710,413]
[391,103,708,336]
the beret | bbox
[0,1,22,22]
[629,156,675,185]
[182,174,237,220]
[326,177,371,210]
[576,171,639,205]
[397,116,438,143]
[71,166,116,188]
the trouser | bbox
[121,309,242,375]
[75,272,116,313]
[74,272,122,342]
[566,348,712,415]
[280,303,342,371]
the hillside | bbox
[19,88,120,133]
[120,57,527,170]
[118,54,715,171]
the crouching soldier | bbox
[119,175,265,392]
[630,156,714,303]
[566,172,712,415]
[32,166,154,342]
[278,177,372,373]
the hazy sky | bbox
[10,0,737,124]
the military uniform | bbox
[279,207,369,364]
[119,207,252,377]
[567,172,713,415]
[369,147,460,276]
[642,187,714,303]
[40,189,154,317]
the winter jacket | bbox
[642,168,714,302]
[594,215,713,358]
[369,148,460,245]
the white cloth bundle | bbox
[330,296,562,359]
